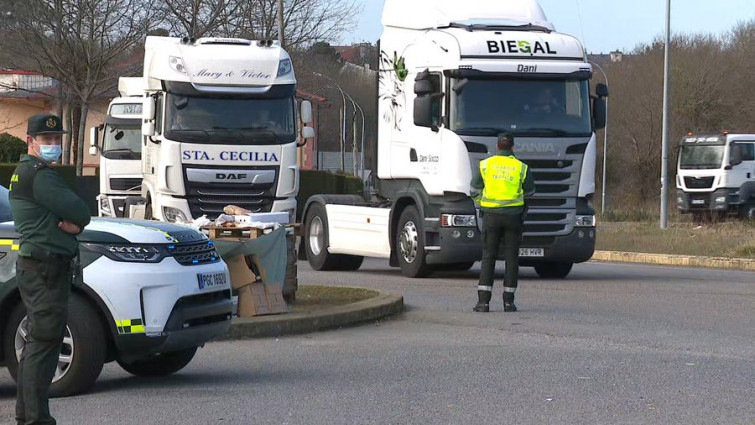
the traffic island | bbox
[225,285,404,339]
[592,250,755,271]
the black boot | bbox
[473,290,491,312]
[503,291,517,312]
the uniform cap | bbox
[27,114,66,136]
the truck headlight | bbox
[575,215,596,227]
[163,207,189,223]
[440,214,477,227]
[99,196,111,215]
[277,59,292,76]
[82,243,166,263]
[714,196,726,204]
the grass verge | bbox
[290,285,379,313]
[597,221,755,258]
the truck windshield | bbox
[165,94,296,145]
[450,78,592,137]
[102,125,141,160]
[679,145,724,169]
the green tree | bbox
[0,133,27,163]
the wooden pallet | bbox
[204,226,265,240]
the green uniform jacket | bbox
[9,155,91,258]
[471,150,536,216]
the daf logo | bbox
[216,173,247,180]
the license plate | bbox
[519,248,544,257]
[197,272,227,290]
[691,199,705,205]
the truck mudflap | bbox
[114,290,232,362]
[425,227,595,265]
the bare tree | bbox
[157,0,240,38]
[0,0,157,174]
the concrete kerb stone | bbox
[592,250,755,271]
[224,291,404,339]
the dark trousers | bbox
[478,212,523,298]
[15,256,72,425]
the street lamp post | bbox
[342,92,365,179]
[590,61,609,214]
[313,73,347,171]
[660,0,672,229]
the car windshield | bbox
[679,145,724,169]
[0,185,12,222]
[102,125,141,160]
[450,78,593,137]
[165,94,296,145]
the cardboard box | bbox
[237,283,288,317]
[233,212,289,225]
[225,256,259,289]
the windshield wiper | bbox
[455,127,510,136]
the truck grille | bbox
[519,156,581,237]
[684,176,714,189]
[109,178,142,191]
[183,166,277,219]
[168,241,221,266]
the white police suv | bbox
[0,187,232,396]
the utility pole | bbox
[277,0,285,47]
[660,0,672,229]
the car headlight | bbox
[441,214,477,227]
[169,56,187,74]
[82,243,167,263]
[277,59,292,77]
[575,215,596,227]
[163,207,189,223]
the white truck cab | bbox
[302,0,607,279]
[139,36,313,223]
[90,77,145,217]
[676,132,755,219]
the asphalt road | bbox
[1,260,753,424]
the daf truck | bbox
[139,36,314,223]
[301,0,607,279]
[676,132,755,219]
[90,77,145,217]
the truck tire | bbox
[336,255,364,271]
[534,262,573,279]
[3,294,107,398]
[117,347,197,377]
[304,203,341,270]
[741,203,755,220]
[396,206,432,278]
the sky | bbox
[343,0,755,53]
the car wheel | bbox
[117,347,197,377]
[534,262,573,279]
[396,206,432,278]
[3,294,107,397]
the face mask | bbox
[34,141,62,163]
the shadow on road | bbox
[0,382,16,400]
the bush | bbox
[0,133,27,163]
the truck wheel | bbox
[741,203,755,220]
[396,206,432,278]
[304,203,341,270]
[336,255,364,271]
[534,262,573,279]
[3,294,107,398]
[117,347,197,377]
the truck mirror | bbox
[142,121,155,137]
[596,83,609,98]
[142,97,156,121]
[88,146,98,156]
[89,126,99,148]
[414,80,433,95]
[414,96,436,130]
[592,97,607,130]
[298,126,315,147]
[729,143,743,166]
[452,78,469,94]
[300,100,313,124]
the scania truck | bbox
[139,36,313,223]
[90,77,145,217]
[301,0,607,278]
[676,132,755,219]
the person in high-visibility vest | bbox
[471,133,534,312]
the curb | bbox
[592,250,755,271]
[224,291,404,339]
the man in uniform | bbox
[9,113,91,425]
[471,133,534,313]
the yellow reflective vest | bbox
[479,154,528,208]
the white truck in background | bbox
[301,0,607,279]
[138,36,314,223]
[90,77,145,217]
[676,132,755,219]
